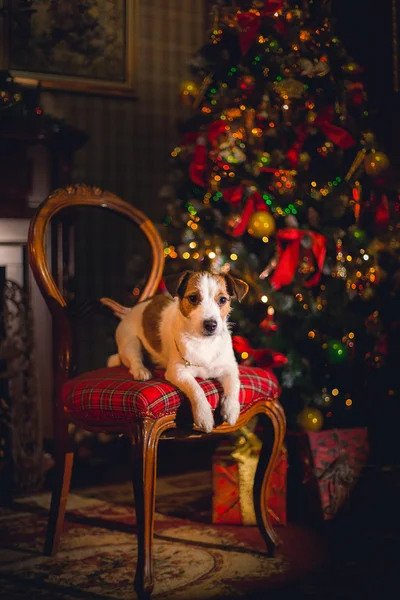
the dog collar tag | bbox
[175,339,203,369]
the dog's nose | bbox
[203,319,217,334]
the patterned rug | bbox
[0,470,326,600]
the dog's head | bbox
[164,270,248,337]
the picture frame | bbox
[0,0,137,97]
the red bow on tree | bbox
[270,228,326,289]
[232,336,287,369]
[189,120,228,187]
[287,106,356,168]
[222,185,272,237]
[369,192,391,229]
[237,1,285,55]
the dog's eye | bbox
[218,296,228,306]
[187,294,199,305]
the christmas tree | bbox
[160,0,399,434]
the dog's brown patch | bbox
[143,295,173,353]
[223,273,249,302]
[178,272,203,318]
[214,275,231,319]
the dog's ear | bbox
[223,273,249,302]
[163,271,192,299]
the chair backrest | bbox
[28,184,164,385]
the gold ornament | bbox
[364,151,390,177]
[297,407,324,432]
[274,78,305,100]
[247,211,276,238]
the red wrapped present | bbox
[212,428,287,526]
[291,427,369,520]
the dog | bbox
[100,270,248,433]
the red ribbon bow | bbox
[189,120,228,187]
[232,336,287,369]
[237,1,284,55]
[222,186,271,237]
[270,228,326,289]
[287,106,356,168]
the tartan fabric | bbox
[62,365,279,425]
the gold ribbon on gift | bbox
[232,427,260,524]
[230,426,281,525]
[231,426,262,463]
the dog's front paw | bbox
[193,403,214,433]
[130,364,152,381]
[220,395,241,426]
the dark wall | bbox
[41,0,205,221]
[332,0,400,163]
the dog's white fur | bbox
[101,271,248,433]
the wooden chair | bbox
[28,184,286,600]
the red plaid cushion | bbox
[62,365,279,425]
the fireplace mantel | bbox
[0,217,53,441]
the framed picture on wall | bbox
[0,0,137,97]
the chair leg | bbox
[253,401,286,556]
[131,418,159,600]
[44,416,74,556]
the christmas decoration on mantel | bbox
[161,0,400,432]
[0,70,88,142]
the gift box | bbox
[288,427,369,521]
[212,428,287,526]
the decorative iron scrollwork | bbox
[1,280,43,492]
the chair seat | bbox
[62,365,280,425]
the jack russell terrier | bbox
[100,270,248,433]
